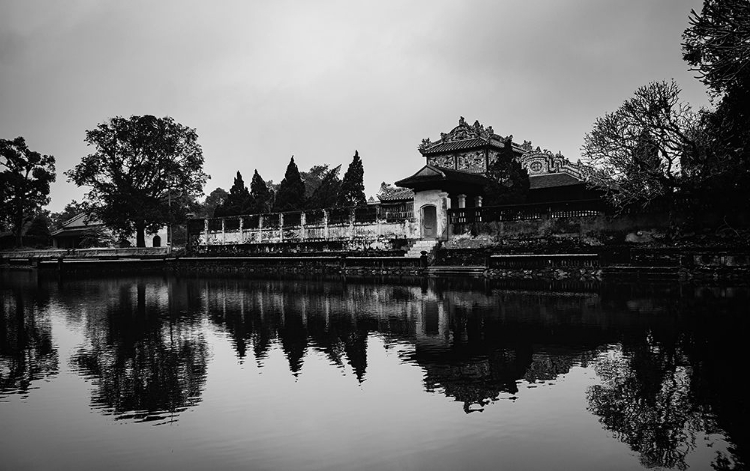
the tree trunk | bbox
[136,222,146,247]
[14,208,24,248]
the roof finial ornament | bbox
[459,116,466,126]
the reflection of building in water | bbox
[198,276,614,413]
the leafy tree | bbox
[337,150,366,207]
[273,156,305,212]
[66,115,208,247]
[683,0,750,97]
[249,170,273,214]
[0,137,56,247]
[196,187,228,218]
[300,164,330,201]
[581,80,705,209]
[483,137,529,205]
[308,165,341,209]
[215,171,252,217]
[683,0,750,208]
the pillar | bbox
[457,194,467,209]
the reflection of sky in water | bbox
[0,274,745,470]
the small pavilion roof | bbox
[378,187,414,202]
[528,173,583,189]
[395,165,489,193]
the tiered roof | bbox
[417,117,524,156]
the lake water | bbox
[1,271,747,471]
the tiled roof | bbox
[396,165,489,188]
[61,212,102,228]
[529,173,583,189]
[378,187,414,202]
[420,138,491,155]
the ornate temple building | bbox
[393,117,597,240]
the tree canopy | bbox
[483,137,529,205]
[581,80,706,209]
[66,115,208,247]
[249,170,273,213]
[337,151,366,207]
[300,164,330,201]
[308,165,342,209]
[683,0,750,97]
[683,0,750,206]
[273,157,305,212]
[196,188,228,218]
[0,137,56,247]
[215,171,252,217]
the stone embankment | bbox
[2,244,748,283]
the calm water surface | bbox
[1,271,747,470]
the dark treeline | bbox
[212,150,366,218]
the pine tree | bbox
[337,151,366,207]
[274,156,306,211]
[216,171,252,216]
[250,169,272,213]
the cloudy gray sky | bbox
[2,0,710,212]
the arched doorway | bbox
[422,205,437,239]
[152,235,161,247]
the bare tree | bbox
[582,80,703,209]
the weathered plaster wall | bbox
[454,211,677,244]
[413,189,451,240]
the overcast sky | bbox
[1,0,710,212]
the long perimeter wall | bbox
[187,206,419,253]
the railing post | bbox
[279,213,284,242]
[323,210,329,240]
[301,212,307,241]
[349,208,355,240]
[239,217,244,244]
[221,218,226,245]
[258,214,263,243]
[204,219,209,246]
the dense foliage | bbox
[215,171,252,217]
[683,0,750,209]
[308,165,342,209]
[66,115,208,247]
[273,157,306,212]
[249,170,273,214]
[0,137,56,247]
[337,151,366,207]
[483,137,529,205]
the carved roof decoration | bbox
[377,187,414,202]
[519,148,585,180]
[418,117,524,155]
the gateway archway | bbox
[422,205,437,239]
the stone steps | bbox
[405,240,439,258]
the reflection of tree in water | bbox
[586,288,749,471]
[72,282,208,424]
[202,279,382,382]
[0,288,58,396]
[587,345,704,471]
